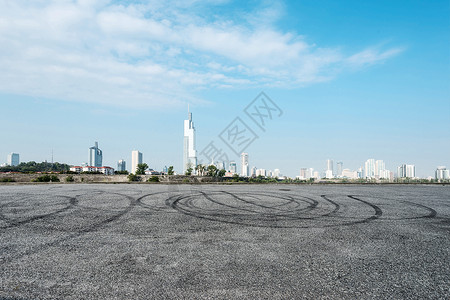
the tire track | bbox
[168,192,383,228]
[0,195,77,230]
[0,192,136,265]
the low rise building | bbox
[70,166,114,175]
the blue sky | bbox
[0,0,449,177]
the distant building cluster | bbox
[1,111,448,181]
[297,159,423,182]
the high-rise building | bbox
[397,164,415,178]
[406,165,415,178]
[364,159,375,178]
[375,160,385,178]
[7,153,20,166]
[117,159,126,172]
[435,166,449,180]
[183,109,197,174]
[241,153,249,176]
[89,142,102,167]
[342,169,358,179]
[229,161,237,174]
[357,167,363,179]
[131,150,143,174]
[300,168,307,179]
[273,169,281,177]
[336,162,343,177]
[215,161,225,170]
[256,169,266,177]
[250,166,257,177]
[326,159,334,175]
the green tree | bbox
[135,163,148,175]
[185,167,193,175]
[207,165,218,177]
[114,170,129,175]
[218,169,226,177]
[168,166,174,175]
[196,164,206,176]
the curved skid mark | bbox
[320,195,341,216]
[0,196,77,230]
[0,192,136,264]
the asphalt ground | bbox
[0,184,449,299]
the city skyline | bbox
[0,1,448,177]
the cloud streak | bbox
[0,0,403,108]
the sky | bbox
[0,0,449,178]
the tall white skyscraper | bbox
[397,164,415,178]
[183,109,197,174]
[375,160,385,177]
[435,166,449,180]
[250,166,257,177]
[364,159,375,178]
[241,153,249,176]
[326,159,334,175]
[117,159,126,172]
[131,150,143,174]
[273,169,281,177]
[89,142,102,167]
[7,153,19,166]
[406,165,415,178]
[336,162,343,177]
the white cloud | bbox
[0,0,403,108]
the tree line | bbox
[0,161,71,173]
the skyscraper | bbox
[229,161,237,174]
[397,164,415,178]
[89,142,102,167]
[375,160,385,178]
[117,159,126,172]
[300,168,307,179]
[7,153,19,166]
[336,162,343,177]
[435,166,449,180]
[364,159,375,178]
[183,109,197,174]
[241,153,249,177]
[326,159,333,175]
[406,165,415,178]
[131,150,143,174]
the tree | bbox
[185,167,193,175]
[207,165,218,177]
[168,166,174,175]
[195,164,202,176]
[196,164,206,176]
[135,163,148,175]
[218,169,226,177]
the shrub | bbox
[33,175,60,182]
[66,175,75,182]
[0,178,15,182]
[128,173,141,182]
[50,175,60,182]
[147,176,160,182]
